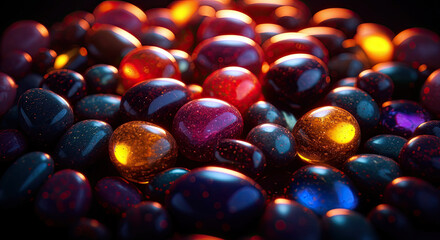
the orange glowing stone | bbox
[355,23,394,65]
[118,46,181,91]
[109,121,178,183]
[292,106,361,166]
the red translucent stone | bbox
[85,24,141,67]
[1,20,50,58]
[187,84,203,100]
[202,66,262,114]
[196,9,259,43]
[310,8,362,38]
[93,0,147,37]
[172,98,244,162]
[0,50,32,79]
[192,35,264,84]
[393,28,440,70]
[118,46,181,91]
[420,69,440,118]
[262,32,329,64]
[0,73,17,116]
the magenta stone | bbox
[172,98,244,162]
[420,69,440,118]
[1,20,49,58]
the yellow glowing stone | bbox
[360,35,394,63]
[109,121,178,183]
[292,106,361,166]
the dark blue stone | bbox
[327,53,365,81]
[380,100,431,138]
[398,135,440,185]
[94,176,143,216]
[54,120,113,169]
[0,152,53,208]
[288,165,359,216]
[384,177,440,229]
[119,78,192,130]
[0,129,28,164]
[213,139,266,178]
[323,86,380,131]
[68,218,111,240]
[246,123,296,168]
[356,70,394,105]
[40,68,87,103]
[373,61,422,101]
[165,166,266,237]
[343,154,401,200]
[363,134,407,160]
[35,169,92,226]
[322,209,379,240]
[118,201,174,240]
[260,198,321,240]
[18,88,74,149]
[244,101,287,133]
[84,64,119,94]
[413,120,440,138]
[75,94,121,126]
[367,204,416,240]
[15,73,43,100]
[0,104,19,129]
[145,167,190,203]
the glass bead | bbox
[34,169,92,226]
[118,46,181,90]
[201,66,262,114]
[380,100,431,138]
[172,98,243,162]
[262,32,328,65]
[192,35,264,84]
[119,78,191,130]
[289,165,359,215]
[292,106,361,166]
[109,121,178,183]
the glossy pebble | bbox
[40,69,87,103]
[54,120,113,169]
[144,167,190,202]
[363,134,407,160]
[321,209,379,240]
[380,100,431,138]
[367,204,415,240]
[18,88,74,148]
[384,177,440,229]
[260,198,321,240]
[109,121,178,183]
[244,101,287,132]
[94,176,143,215]
[413,120,440,138]
[420,69,440,118]
[213,138,266,178]
[165,166,266,236]
[246,123,296,168]
[398,135,440,184]
[0,152,53,208]
[289,165,359,216]
[34,169,92,226]
[292,106,361,166]
[118,201,173,240]
[172,98,243,162]
[84,64,119,94]
[0,72,17,116]
[356,69,394,105]
[119,78,191,130]
[75,94,121,126]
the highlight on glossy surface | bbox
[0,73,17,116]
[355,23,394,65]
[118,46,181,90]
[310,8,361,38]
[109,121,178,183]
[420,69,440,118]
[292,106,361,165]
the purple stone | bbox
[172,98,244,162]
[380,100,431,138]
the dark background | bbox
[1,0,440,36]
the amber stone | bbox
[292,106,361,166]
[108,121,178,183]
